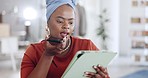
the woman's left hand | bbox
[84,65,110,78]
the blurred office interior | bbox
[0,0,148,78]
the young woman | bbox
[21,0,110,78]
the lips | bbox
[60,32,69,38]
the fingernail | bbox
[84,72,88,74]
[98,64,101,67]
[93,65,97,68]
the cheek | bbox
[69,27,74,34]
[50,21,60,29]
[50,26,61,33]
[49,23,61,34]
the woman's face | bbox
[47,4,75,40]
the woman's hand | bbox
[44,36,67,56]
[44,41,64,56]
[84,65,110,78]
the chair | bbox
[0,37,18,71]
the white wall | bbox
[119,0,131,55]
[79,0,101,48]
[109,0,119,53]
[100,0,119,52]
[119,0,146,56]
[83,0,119,53]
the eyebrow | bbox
[56,16,74,20]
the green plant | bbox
[97,9,109,50]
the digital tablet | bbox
[61,50,117,78]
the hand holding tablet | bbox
[62,50,117,78]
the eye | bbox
[69,22,73,25]
[57,20,64,24]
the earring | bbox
[46,26,49,31]
[45,26,50,39]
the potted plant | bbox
[96,9,110,50]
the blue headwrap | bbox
[46,0,78,21]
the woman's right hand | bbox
[44,36,67,56]
[44,40,64,56]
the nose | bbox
[62,21,69,29]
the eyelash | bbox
[57,20,73,25]
[69,22,73,25]
[57,20,63,24]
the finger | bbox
[46,41,56,49]
[97,65,106,71]
[93,65,103,73]
[97,65,106,73]
[84,72,96,78]
[94,74,102,78]
[56,47,64,51]
[45,41,61,54]
[93,65,107,78]
[97,65,108,74]
[84,71,102,78]
[47,41,66,52]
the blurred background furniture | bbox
[0,23,18,71]
[0,37,18,71]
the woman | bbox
[21,0,110,78]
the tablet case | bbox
[62,50,117,78]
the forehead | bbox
[51,4,75,19]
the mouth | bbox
[60,32,69,38]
